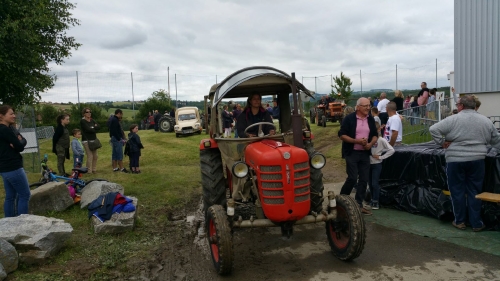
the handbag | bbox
[88,138,102,151]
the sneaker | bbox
[372,202,380,210]
[362,201,372,210]
[113,168,119,172]
[121,168,129,173]
[452,221,466,230]
[472,224,486,232]
[361,207,372,216]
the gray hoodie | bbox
[429,109,500,163]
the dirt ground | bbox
[127,137,349,281]
[123,137,500,280]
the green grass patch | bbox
[1,123,346,279]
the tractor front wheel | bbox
[206,205,233,275]
[304,141,324,213]
[321,115,326,127]
[201,149,226,213]
[325,194,366,261]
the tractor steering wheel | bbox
[243,122,276,137]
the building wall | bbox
[476,92,500,118]
[454,0,500,95]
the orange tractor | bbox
[310,100,346,127]
[200,66,366,275]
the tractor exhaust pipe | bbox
[232,210,337,228]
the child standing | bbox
[369,123,395,210]
[127,124,144,174]
[71,129,85,168]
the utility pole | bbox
[76,71,80,106]
[175,74,178,109]
[131,72,135,118]
[167,67,170,96]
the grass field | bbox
[1,130,207,280]
[0,122,348,279]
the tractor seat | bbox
[72,167,88,174]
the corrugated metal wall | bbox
[455,0,499,94]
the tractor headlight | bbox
[310,153,326,169]
[232,161,249,178]
[194,123,200,129]
[174,125,180,130]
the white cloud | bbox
[43,0,454,103]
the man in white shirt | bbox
[376,92,390,113]
[384,102,402,146]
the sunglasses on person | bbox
[85,111,92,113]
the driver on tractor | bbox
[236,93,276,137]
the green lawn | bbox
[1,130,208,280]
[0,122,344,279]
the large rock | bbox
[30,182,74,214]
[0,263,6,281]
[80,181,124,209]
[92,196,138,234]
[0,238,17,274]
[0,215,73,265]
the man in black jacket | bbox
[338,97,378,215]
[109,109,128,173]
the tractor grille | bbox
[294,170,308,178]
[294,194,310,203]
[294,162,308,170]
[294,186,309,195]
[262,182,283,188]
[260,162,310,206]
[262,190,284,197]
[294,178,309,187]
[261,165,282,172]
[261,174,282,180]
[264,198,285,204]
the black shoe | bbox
[121,168,129,173]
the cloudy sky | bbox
[44,0,455,103]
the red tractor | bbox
[200,66,366,275]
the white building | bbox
[452,0,500,118]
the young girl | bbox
[52,114,70,176]
[71,129,85,168]
[222,105,233,137]
[127,124,144,174]
[369,123,395,210]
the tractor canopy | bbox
[211,66,313,108]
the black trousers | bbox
[340,150,370,207]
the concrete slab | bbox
[324,182,500,257]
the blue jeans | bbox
[369,163,383,203]
[340,151,370,207]
[234,122,239,138]
[1,168,31,217]
[111,137,124,161]
[73,155,84,168]
[446,160,485,228]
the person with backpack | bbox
[126,124,144,174]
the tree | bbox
[138,89,173,120]
[0,0,81,107]
[331,72,353,101]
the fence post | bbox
[438,100,441,121]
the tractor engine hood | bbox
[245,139,311,222]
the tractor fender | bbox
[200,138,219,150]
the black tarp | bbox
[379,142,500,230]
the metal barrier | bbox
[398,98,452,145]
[490,116,500,130]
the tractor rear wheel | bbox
[206,205,233,275]
[304,141,324,213]
[310,109,316,124]
[158,116,175,132]
[200,149,226,213]
[325,194,366,261]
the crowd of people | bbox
[338,92,497,232]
